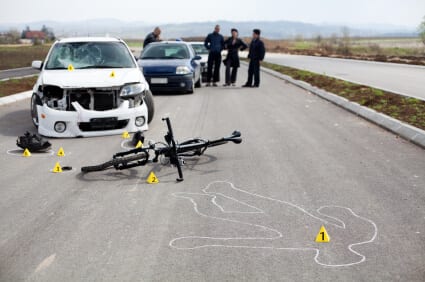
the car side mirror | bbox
[134,55,139,62]
[31,60,43,70]
[193,55,202,61]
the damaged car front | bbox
[31,38,154,137]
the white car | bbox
[188,42,208,82]
[31,37,154,137]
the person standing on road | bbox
[204,25,225,87]
[143,27,161,48]
[223,28,248,86]
[243,29,266,88]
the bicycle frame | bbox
[111,117,242,181]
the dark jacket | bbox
[248,38,266,61]
[143,32,159,48]
[223,38,248,68]
[204,32,225,53]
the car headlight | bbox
[120,83,146,98]
[176,66,191,75]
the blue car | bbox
[138,41,202,94]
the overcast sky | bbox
[1,0,424,27]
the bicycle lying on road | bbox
[81,117,242,181]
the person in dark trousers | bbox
[143,27,161,48]
[223,28,248,86]
[243,29,266,88]
[204,25,224,86]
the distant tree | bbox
[41,25,56,42]
[418,16,425,46]
[21,25,30,39]
[338,26,352,55]
[330,33,338,45]
[314,34,323,45]
[294,34,304,42]
[341,26,351,44]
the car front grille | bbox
[68,89,118,111]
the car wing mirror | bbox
[31,60,43,70]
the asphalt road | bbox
[264,53,425,101]
[0,66,424,281]
[0,67,39,81]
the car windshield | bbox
[191,44,209,55]
[45,41,136,70]
[141,44,190,60]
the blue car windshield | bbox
[141,44,190,60]
[45,42,136,69]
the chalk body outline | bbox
[169,181,378,267]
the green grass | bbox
[0,45,50,70]
[0,76,38,97]
[261,61,425,130]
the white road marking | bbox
[34,253,56,273]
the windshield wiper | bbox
[77,65,125,69]
[141,57,160,60]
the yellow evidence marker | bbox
[23,148,32,157]
[110,71,116,78]
[315,225,330,243]
[57,147,65,157]
[135,140,143,148]
[52,162,63,173]
[68,64,74,71]
[146,171,159,184]
[122,131,130,139]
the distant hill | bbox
[0,19,417,39]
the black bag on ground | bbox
[131,131,145,147]
[16,131,52,152]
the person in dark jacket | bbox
[243,29,266,88]
[223,28,248,86]
[204,25,224,86]
[143,27,161,48]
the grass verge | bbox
[0,76,38,97]
[0,45,50,70]
[261,61,425,131]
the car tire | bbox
[195,77,201,88]
[31,94,42,128]
[144,90,155,124]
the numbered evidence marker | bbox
[122,131,130,139]
[135,140,143,148]
[68,64,74,71]
[52,162,63,173]
[57,147,66,157]
[110,71,115,78]
[23,148,32,157]
[146,171,159,184]
[315,225,330,243]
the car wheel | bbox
[187,79,195,94]
[144,90,155,124]
[31,94,42,128]
[195,77,201,88]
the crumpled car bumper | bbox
[37,100,148,137]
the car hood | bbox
[41,68,144,88]
[199,54,208,63]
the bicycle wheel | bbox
[81,152,148,173]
